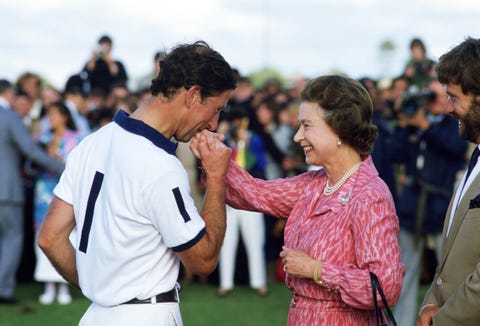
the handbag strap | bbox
[370,272,397,326]
[371,272,381,326]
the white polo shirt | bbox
[54,110,206,307]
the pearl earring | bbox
[337,139,342,146]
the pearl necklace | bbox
[323,162,361,196]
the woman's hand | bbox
[279,246,319,280]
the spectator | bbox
[359,77,397,203]
[12,88,34,122]
[136,50,166,92]
[33,101,83,305]
[254,95,296,277]
[403,38,436,90]
[255,96,293,180]
[63,74,91,137]
[41,85,62,109]
[0,79,64,304]
[39,74,91,138]
[84,35,128,95]
[16,72,44,134]
[217,107,268,297]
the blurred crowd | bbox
[0,35,469,323]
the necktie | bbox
[450,146,480,236]
[465,147,480,181]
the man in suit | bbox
[393,79,468,326]
[0,79,64,304]
[417,37,480,325]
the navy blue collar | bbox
[113,110,177,156]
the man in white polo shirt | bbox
[38,40,236,325]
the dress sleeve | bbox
[320,189,404,310]
[225,160,309,219]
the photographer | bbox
[403,38,436,89]
[391,79,468,326]
[84,35,128,95]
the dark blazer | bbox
[0,106,64,204]
[391,115,467,235]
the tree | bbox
[378,38,396,79]
[247,67,286,90]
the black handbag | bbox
[370,272,397,326]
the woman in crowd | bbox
[192,75,404,325]
[217,107,268,297]
[33,101,82,304]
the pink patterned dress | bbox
[225,156,404,325]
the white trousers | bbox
[79,301,182,326]
[393,229,441,326]
[219,206,266,290]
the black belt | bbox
[124,286,180,304]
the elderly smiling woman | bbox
[192,74,404,325]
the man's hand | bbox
[416,305,440,326]
[190,130,225,159]
[195,130,230,180]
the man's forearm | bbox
[200,176,227,261]
[43,242,79,289]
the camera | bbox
[400,89,436,116]
[414,61,434,75]
[95,44,107,58]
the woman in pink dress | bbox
[192,75,404,325]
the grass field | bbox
[1,280,430,325]
[0,280,291,326]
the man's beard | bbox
[460,99,480,143]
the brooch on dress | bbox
[341,190,352,206]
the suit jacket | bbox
[0,106,64,204]
[421,170,480,325]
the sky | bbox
[1,0,479,91]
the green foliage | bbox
[380,39,396,52]
[247,67,287,90]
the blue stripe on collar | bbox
[113,110,177,156]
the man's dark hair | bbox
[98,35,113,45]
[150,40,236,100]
[64,74,88,97]
[154,50,167,62]
[436,37,480,96]
[0,79,12,94]
[410,37,426,54]
[15,88,32,99]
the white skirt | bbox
[34,228,77,283]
